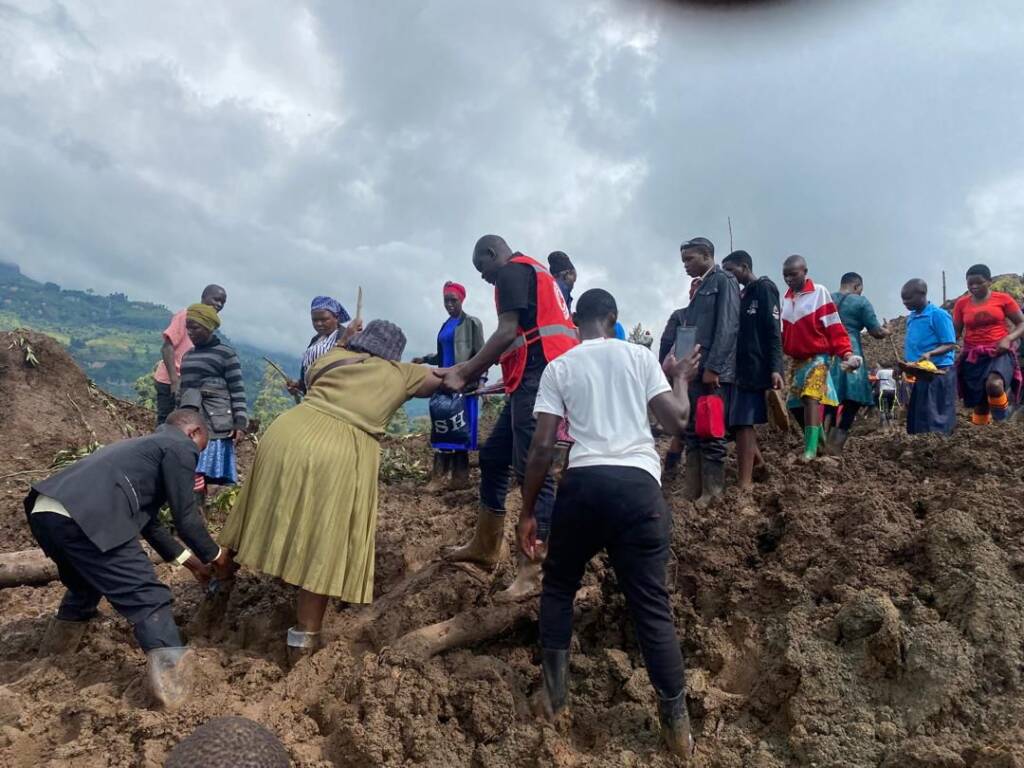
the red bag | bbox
[695,394,726,439]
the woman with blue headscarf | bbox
[286,296,359,397]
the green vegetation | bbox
[251,365,296,432]
[0,261,287,404]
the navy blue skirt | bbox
[907,371,957,435]
[728,386,768,428]
[958,352,1015,408]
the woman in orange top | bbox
[953,264,1024,423]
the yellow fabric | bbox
[789,358,839,408]
[186,303,221,331]
[219,350,427,601]
[31,495,71,517]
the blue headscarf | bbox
[310,295,351,322]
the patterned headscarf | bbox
[443,281,467,302]
[186,303,221,331]
[310,296,351,322]
[348,320,407,362]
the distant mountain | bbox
[0,261,291,403]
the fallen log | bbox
[1,547,163,588]
[390,586,601,660]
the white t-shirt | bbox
[876,368,897,392]
[534,337,672,483]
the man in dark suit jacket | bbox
[24,409,231,709]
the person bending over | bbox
[25,409,232,709]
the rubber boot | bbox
[695,460,724,510]
[448,452,471,491]
[826,427,850,455]
[38,617,88,657]
[444,506,508,567]
[146,647,196,711]
[495,544,546,603]
[424,453,450,493]
[658,691,695,760]
[286,627,321,667]
[664,451,682,475]
[682,451,702,502]
[539,648,570,719]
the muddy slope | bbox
[1,338,1023,766]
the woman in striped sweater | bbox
[179,304,248,497]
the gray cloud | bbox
[1,0,1023,362]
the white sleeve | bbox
[642,348,672,403]
[533,362,566,418]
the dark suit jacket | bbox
[25,425,220,563]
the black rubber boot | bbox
[658,691,695,760]
[826,427,850,455]
[425,453,450,493]
[448,452,471,491]
[540,648,570,719]
[695,460,724,509]
[682,451,702,501]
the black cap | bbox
[680,237,715,257]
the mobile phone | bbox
[675,326,697,359]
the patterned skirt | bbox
[787,355,839,409]
[195,438,238,489]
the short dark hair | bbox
[840,272,863,287]
[166,409,208,433]
[966,263,992,280]
[722,250,752,270]
[680,237,714,259]
[574,289,618,324]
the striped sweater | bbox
[179,335,248,433]
[781,279,853,360]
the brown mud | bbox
[2,333,1024,766]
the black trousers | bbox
[683,382,733,465]
[29,512,182,651]
[540,466,684,700]
[479,364,555,538]
[155,382,175,427]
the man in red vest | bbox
[442,234,579,601]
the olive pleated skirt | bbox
[220,403,381,602]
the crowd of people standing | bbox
[21,235,1024,759]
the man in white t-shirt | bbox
[519,288,700,759]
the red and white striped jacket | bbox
[781,279,852,360]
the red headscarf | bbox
[443,281,467,301]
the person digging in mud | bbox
[154,284,227,428]
[440,235,579,602]
[901,279,958,435]
[164,716,290,768]
[875,363,899,429]
[676,237,740,507]
[721,250,785,491]
[286,295,360,398]
[412,281,486,492]
[780,256,860,462]
[178,304,248,513]
[520,288,700,759]
[23,408,233,710]
[953,264,1024,425]
[218,321,448,665]
[825,272,891,452]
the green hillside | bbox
[0,261,290,404]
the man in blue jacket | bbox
[24,409,232,709]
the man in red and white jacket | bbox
[780,255,860,460]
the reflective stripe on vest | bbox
[501,323,579,355]
[495,253,579,393]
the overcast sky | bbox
[2,0,1023,358]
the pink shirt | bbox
[153,309,193,385]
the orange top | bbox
[953,291,1020,347]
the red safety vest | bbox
[496,254,579,393]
